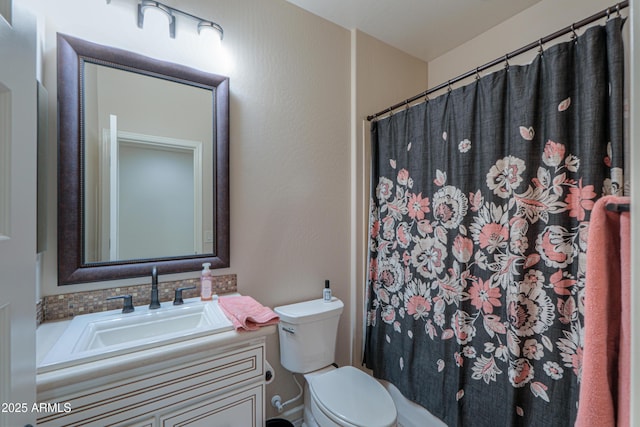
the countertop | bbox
[36,298,277,394]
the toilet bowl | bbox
[274,298,397,427]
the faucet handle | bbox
[173,286,197,305]
[107,295,135,313]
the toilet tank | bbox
[274,298,344,373]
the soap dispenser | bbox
[201,263,213,301]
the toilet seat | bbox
[307,366,397,427]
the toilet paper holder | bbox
[265,359,275,385]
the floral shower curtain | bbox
[364,18,625,427]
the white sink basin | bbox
[38,298,233,372]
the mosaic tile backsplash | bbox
[39,274,237,323]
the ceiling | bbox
[285,0,542,62]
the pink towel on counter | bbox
[576,195,630,427]
[218,296,280,331]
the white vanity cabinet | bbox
[36,331,273,427]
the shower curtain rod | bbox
[366,0,629,122]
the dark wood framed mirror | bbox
[57,33,229,285]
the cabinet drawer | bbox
[159,383,264,427]
[37,344,264,426]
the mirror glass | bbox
[83,63,214,262]
[58,33,229,285]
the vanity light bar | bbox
[138,0,176,38]
[106,0,224,41]
[197,21,225,40]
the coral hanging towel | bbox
[576,195,631,427]
[218,295,280,331]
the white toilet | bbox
[274,298,397,427]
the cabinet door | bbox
[159,383,264,427]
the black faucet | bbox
[149,266,161,309]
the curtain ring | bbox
[504,54,510,70]
[405,100,410,110]
[606,8,611,20]
[570,24,577,41]
[475,67,480,81]
[447,80,452,92]
[616,4,621,17]
[538,39,544,55]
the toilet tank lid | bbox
[274,298,343,324]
